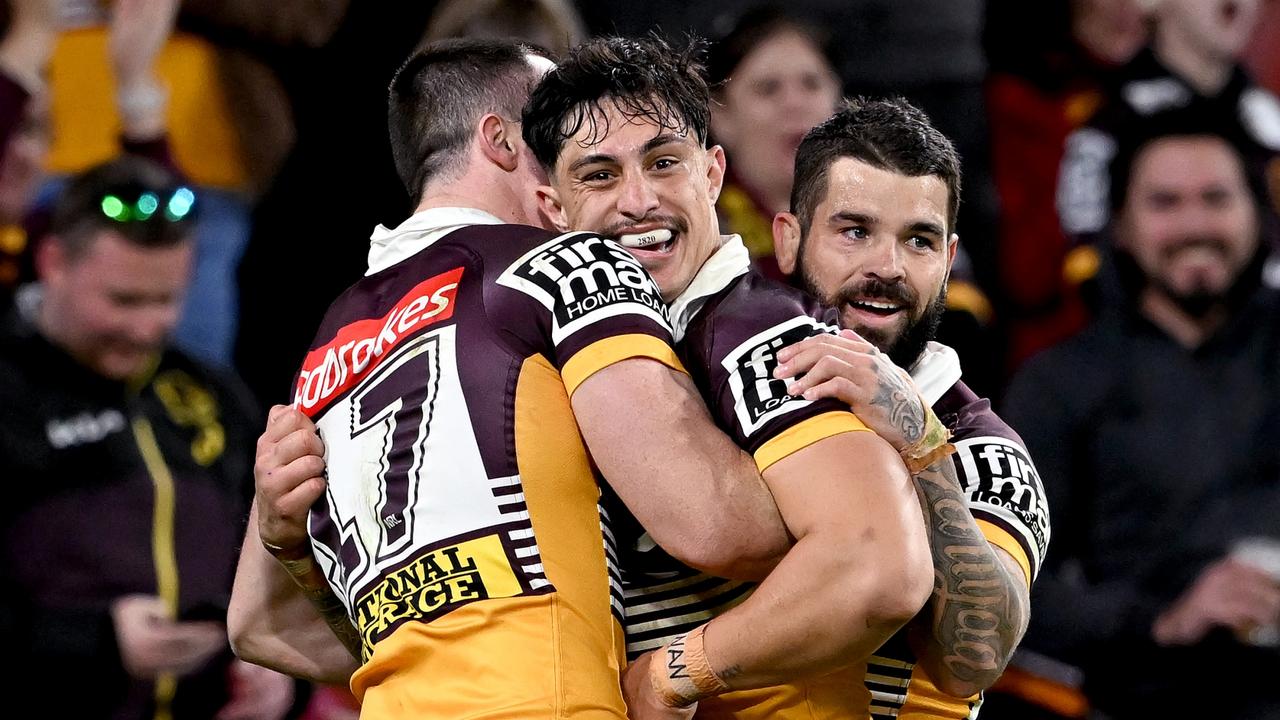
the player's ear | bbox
[536,184,571,232]
[478,113,520,172]
[773,212,802,276]
[705,145,727,203]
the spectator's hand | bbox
[774,329,925,451]
[109,0,178,138]
[111,594,226,679]
[621,651,697,720]
[255,405,327,556]
[215,659,295,720]
[108,0,178,86]
[0,0,60,91]
[1152,558,1280,646]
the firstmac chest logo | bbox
[724,315,837,436]
[498,232,671,343]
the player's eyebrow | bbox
[829,211,877,227]
[907,221,946,238]
[568,153,619,173]
[642,134,687,154]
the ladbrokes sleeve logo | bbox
[293,267,463,418]
[723,316,837,437]
[954,436,1051,574]
[497,232,671,344]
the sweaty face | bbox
[1116,135,1259,316]
[43,230,192,380]
[542,102,726,301]
[1159,0,1260,60]
[790,158,955,368]
[712,29,839,197]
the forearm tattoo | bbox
[276,553,364,661]
[869,365,925,446]
[913,459,1028,685]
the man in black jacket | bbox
[0,157,293,718]
[1006,110,1280,719]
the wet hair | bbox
[522,35,711,173]
[388,38,551,199]
[50,156,195,258]
[791,96,962,233]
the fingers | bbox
[257,426,325,489]
[261,405,315,444]
[775,339,875,384]
[775,330,876,366]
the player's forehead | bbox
[816,157,948,228]
[557,97,699,163]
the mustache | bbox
[599,214,689,239]
[832,277,918,308]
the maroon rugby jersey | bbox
[289,210,682,718]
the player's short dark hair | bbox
[388,38,551,200]
[791,97,962,234]
[522,35,711,173]
[51,156,196,259]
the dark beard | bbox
[1155,279,1226,319]
[885,290,946,368]
[797,268,947,368]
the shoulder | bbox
[692,272,837,364]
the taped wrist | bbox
[648,625,730,708]
[900,403,955,474]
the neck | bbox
[415,169,533,226]
[1139,287,1227,349]
[1155,24,1233,95]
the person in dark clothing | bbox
[1057,0,1280,247]
[0,156,293,718]
[1005,111,1280,719]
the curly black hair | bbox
[522,35,711,173]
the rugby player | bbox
[521,37,939,718]
[769,98,1050,717]
[227,39,797,719]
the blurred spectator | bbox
[0,157,293,717]
[986,0,1149,371]
[1057,0,1280,248]
[0,0,186,311]
[1004,113,1280,719]
[706,5,840,281]
[0,0,55,301]
[41,0,347,368]
[423,0,586,56]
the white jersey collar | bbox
[366,207,504,275]
[909,341,963,405]
[667,234,751,341]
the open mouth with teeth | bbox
[618,228,679,255]
[847,299,904,317]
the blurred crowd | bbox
[0,0,1278,718]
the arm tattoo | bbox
[276,553,364,661]
[912,458,1029,687]
[869,364,925,446]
